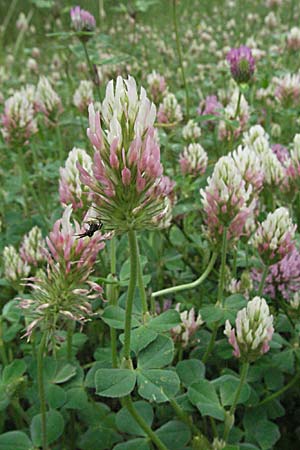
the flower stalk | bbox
[172,0,190,119]
[37,331,48,450]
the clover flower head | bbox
[3,245,30,283]
[287,27,300,51]
[179,143,207,176]
[36,76,62,123]
[171,304,204,348]
[200,155,253,244]
[73,80,94,113]
[182,119,201,142]
[224,296,274,361]
[226,45,255,84]
[1,85,37,145]
[19,226,46,266]
[157,93,183,124]
[251,207,296,265]
[231,145,264,194]
[252,249,300,300]
[146,70,168,103]
[78,76,173,231]
[59,147,93,212]
[242,124,269,149]
[70,6,96,36]
[274,73,300,107]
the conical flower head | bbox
[251,207,296,265]
[200,155,253,244]
[3,245,30,283]
[179,143,207,176]
[224,296,274,361]
[19,226,46,266]
[59,147,93,214]
[78,76,174,232]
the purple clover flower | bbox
[226,46,255,84]
[70,6,96,37]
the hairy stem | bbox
[152,252,217,299]
[257,265,269,297]
[223,362,249,442]
[172,0,190,118]
[37,332,48,450]
[122,396,168,450]
[123,230,139,365]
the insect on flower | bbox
[76,219,103,239]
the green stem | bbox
[152,252,217,299]
[82,41,101,103]
[218,228,228,306]
[13,9,33,58]
[55,124,64,163]
[137,242,148,316]
[172,0,190,119]
[123,230,139,365]
[232,247,237,278]
[1,0,18,42]
[122,396,168,450]
[67,321,74,362]
[223,362,249,442]
[202,230,228,364]
[169,398,210,445]
[0,319,8,365]
[257,370,300,407]
[202,324,218,364]
[37,332,48,450]
[234,90,242,120]
[109,236,118,368]
[257,265,269,297]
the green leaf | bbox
[253,420,280,449]
[95,369,136,398]
[200,305,224,324]
[176,359,205,387]
[114,438,150,450]
[30,410,65,446]
[0,431,32,450]
[53,363,77,384]
[119,326,157,355]
[116,401,153,436]
[156,421,191,450]
[138,335,174,369]
[218,376,251,406]
[85,361,111,388]
[45,384,67,409]
[147,310,181,332]
[79,427,121,450]
[2,360,26,384]
[272,350,295,373]
[102,306,140,329]
[65,387,89,409]
[188,380,225,421]
[223,295,247,322]
[137,369,180,403]
[2,300,22,322]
